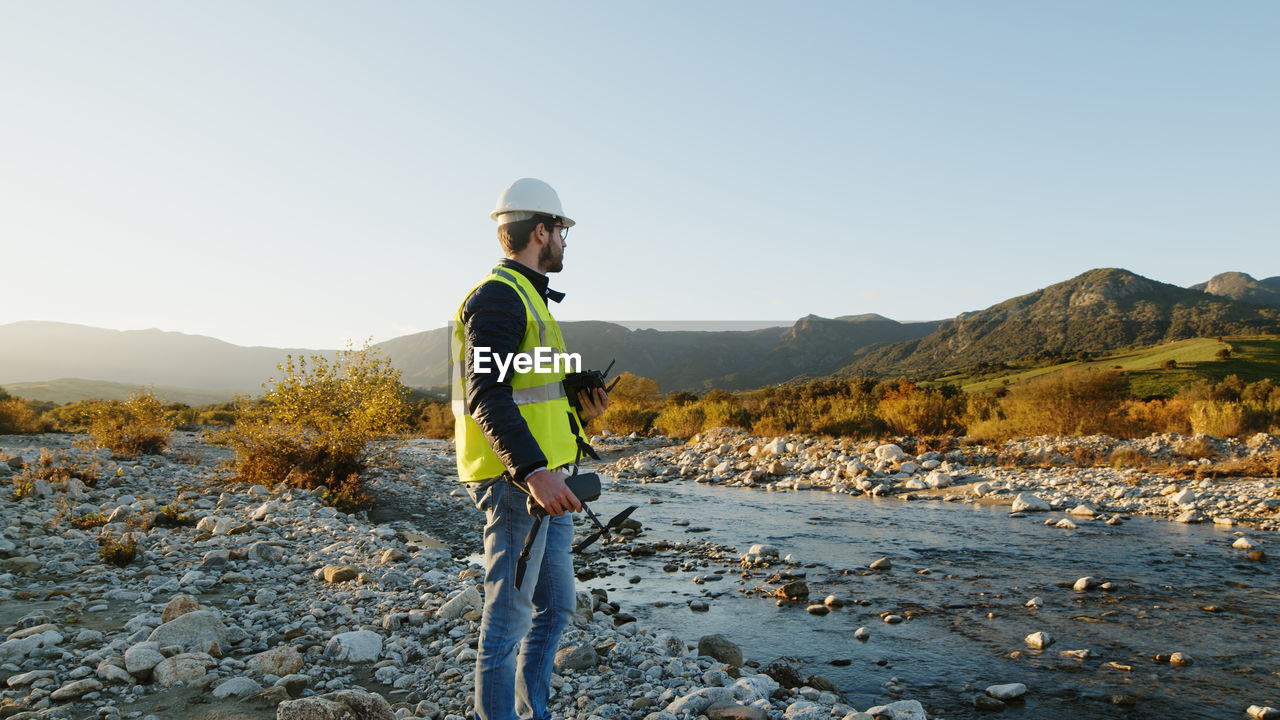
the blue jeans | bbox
[466,479,576,720]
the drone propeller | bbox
[574,504,638,554]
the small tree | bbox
[212,345,407,512]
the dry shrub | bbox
[654,403,707,439]
[1190,402,1246,438]
[1120,397,1193,435]
[0,397,47,434]
[1071,446,1107,466]
[21,449,100,486]
[1108,447,1150,469]
[98,533,138,567]
[153,503,197,528]
[71,513,107,530]
[89,392,172,456]
[877,382,964,436]
[995,369,1129,438]
[1175,436,1218,461]
[588,373,662,435]
[411,401,454,439]
[210,346,407,512]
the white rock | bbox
[324,630,383,663]
[986,682,1027,700]
[153,652,216,687]
[1170,488,1196,506]
[49,678,103,701]
[125,644,165,676]
[1233,537,1256,550]
[747,544,780,558]
[864,699,927,720]
[146,610,228,650]
[247,645,304,676]
[925,471,952,489]
[973,482,993,497]
[1012,493,1050,512]
[874,444,906,463]
[731,674,780,703]
[1025,631,1054,649]
[1248,706,1277,719]
[435,587,481,620]
[666,687,733,716]
[212,677,263,698]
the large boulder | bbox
[153,652,216,687]
[666,687,733,716]
[323,631,382,663]
[276,689,395,720]
[698,634,743,666]
[874,444,906,463]
[1011,493,1050,512]
[161,595,201,623]
[146,610,228,651]
[865,700,928,720]
[553,644,598,671]
[248,645,304,676]
[731,674,780,703]
[124,643,165,678]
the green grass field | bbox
[933,336,1280,397]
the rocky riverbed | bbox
[602,429,1280,534]
[0,431,961,720]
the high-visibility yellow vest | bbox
[451,265,581,482]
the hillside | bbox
[1191,271,1280,307]
[840,268,1280,377]
[935,336,1280,398]
[3,378,235,405]
[0,322,315,394]
[378,315,940,392]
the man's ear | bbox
[529,223,547,248]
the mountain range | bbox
[1,269,1276,403]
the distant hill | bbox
[0,322,319,395]
[376,315,941,392]
[840,268,1280,377]
[4,378,235,405]
[1191,271,1280,307]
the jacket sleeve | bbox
[461,281,549,482]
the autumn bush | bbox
[0,388,47,434]
[877,381,964,436]
[210,346,408,513]
[588,373,663,435]
[89,392,173,456]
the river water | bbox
[576,476,1279,719]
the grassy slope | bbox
[934,336,1280,396]
[3,378,237,405]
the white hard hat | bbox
[491,178,575,227]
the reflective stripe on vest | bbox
[451,266,580,482]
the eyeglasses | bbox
[549,224,569,240]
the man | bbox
[450,178,609,720]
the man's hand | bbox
[525,469,583,516]
[576,386,610,423]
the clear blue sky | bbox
[3,1,1277,348]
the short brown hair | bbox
[498,214,558,255]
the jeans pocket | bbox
[467,478,505,513]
